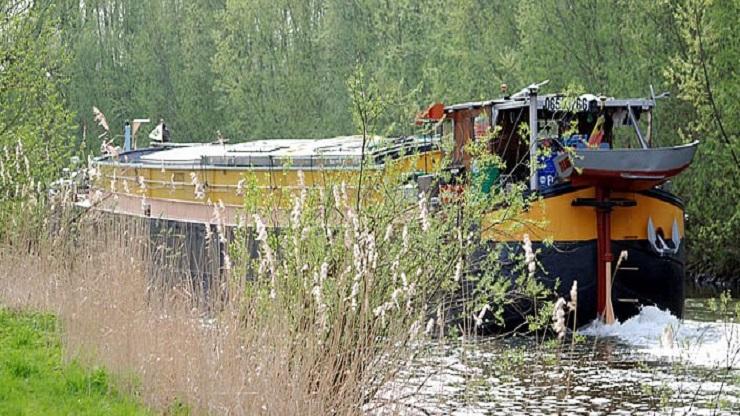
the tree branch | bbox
[694,4,740,166]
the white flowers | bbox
[253,214,276,298]
[236,178,246,196]
[435,305,444,337]
[87,164,102,181]
[190,172,205,199]
[473,304,491,328]
[552,297,567,339]
[312,261,329,333]
[425,318,436,335]
[383,223,393,242]
[373,299,395,319]
[211,199,228,244]
[401,224,409,252]
[552,281,579,340]
[253,214,268,242]
[418,192,430,232]
[568,280,578,312]
[332,184,342,212]
[137,175,147,192]
[137,176,147,211]
[350,278,360,312]
[233,173,445,350]
[348,228,377,312]
[290,181,306,230]
[453,258,463,282]
[522,233,536,279]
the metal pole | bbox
[595,186,615,323]
[528,87,539,191]
[627,106,648,149]
[124,121,132,152]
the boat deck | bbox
[111,135,440,170]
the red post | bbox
[595,187,613,319]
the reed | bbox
[1,204,381,413]
[0,144,548,414]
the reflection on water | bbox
[380,297,740,415]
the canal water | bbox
[381,297,740,415]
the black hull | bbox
[544,239,684,324]
[470,238,685,332]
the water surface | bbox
[382,297,740,415]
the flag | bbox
[92,107,109,132]
[149,123,163,142]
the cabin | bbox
[421,86,667,195]
[419,83,698,325]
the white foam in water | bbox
[580,306,740,368]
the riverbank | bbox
[0,194,454,415]
[688,273,740,297]
[0,309,153,415]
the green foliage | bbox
[0,309,151,415]
[55,0,225,146]
[0,4,74,200]
[212,0,334,139]
[515,1,673,95]
[707,290,740,323]
[227,130,550,362]
[7,0,739,276]
[165,398,192,416]
[665,0,740,278]
[347,64,388,139]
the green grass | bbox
[0,309,151,415]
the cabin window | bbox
[610,107,649,148]
[441,119,455,156]
[489,108,529,184]
[473,113,490,138]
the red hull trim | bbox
[571,164,690,191]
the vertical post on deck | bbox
[124,121,132,152]
[528,87,539,191]
[595,186,615,323]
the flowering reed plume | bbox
[190,172,206,200]
[523,233,536,279]
[552,297,567,339]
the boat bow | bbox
[570,141,699,191]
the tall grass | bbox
[3,203,392,413]
[0,142,551,413]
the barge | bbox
[82,84,697,327]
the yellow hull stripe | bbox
[95,151,443,208]
[483,187,684,242]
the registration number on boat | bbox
[543,96,590,113]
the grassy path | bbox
[0,309,151,415]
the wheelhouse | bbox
[434,85,672,192]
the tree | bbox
[514,0,677,96]
[0,3,74,199]
[213,0,336,140]
[665,0,740,278]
